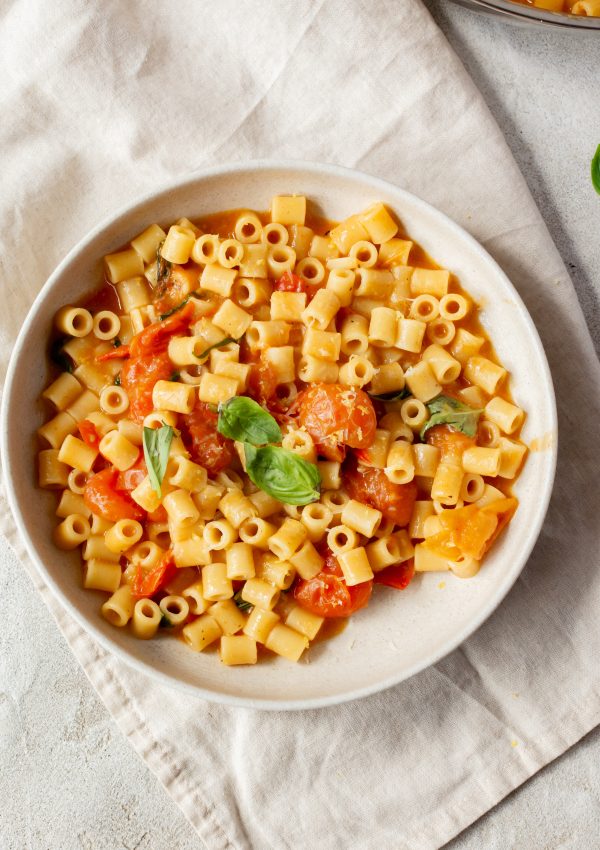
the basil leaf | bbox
[142,424,174,497]
[50,337,72,373]
[592,144,600,195]
[218,397,282,446]
[170,371,180,382]
[420,394,482,440]
[114,374,121,386]
[244,443,320,506]
[159,296,190,321]
[233,590,253,612]
[112,337,122,348]
[368,387,410,402]
[155,240,172,294]
[195,336,238,361]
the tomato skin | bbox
[295,384,377,461]
[84,468,146,522]
[247,358,279,407]
[129,300,195,358]
[425,425,476,462]
[78,419,100,449]
[373,558,415,590]
[344,455,417,526]
[121,350,173,423]
[132,550,177,599]
[275,271,318,302]
[116,456,145,491]
[179,401,235,474]
[293,546,372,618]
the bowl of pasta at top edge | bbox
[1,160,557,710]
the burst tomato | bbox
[293,546,372,618]
[128,300,195,358]
[78,419,100,449]
[179,401,235,474]
[83,467,145,522]
[131,550,177,599]
[344,455,417,526]
[116,455,145,491]
[425,425,476,462]
[274,270,318,302]
[121,350,173,423]
[247,358,279,407]
[373,558,415,590]
[154,267,199,316]
[295,384,377,461]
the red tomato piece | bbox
[247,358,279,407]
[97,345,130,362]
[344,455,417,526]
[116,455,145,491]
[83,468,146,522]
[132,550,177,599]
[179,401,235,475]
[129,300,195,358]
[295,384,377,461]
[154,267,199,316]
[373,558,415,590]
[78,419,100,449]
[293,546,372,618]
[274,270,320,302]
[425,424,476,462]
[120,350,173,423]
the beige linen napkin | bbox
[1,1,600,848]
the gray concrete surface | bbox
[1,2,599,848]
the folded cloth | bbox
[1,1,599,848]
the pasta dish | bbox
[37,196,527,665]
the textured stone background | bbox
[1,3,599,848]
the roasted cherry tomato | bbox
[295,383,377,461]
[179,401,235,474]
[131,550,177,599]
[78,419,100,449]
[425,424,476,462]
[83,467,145,522]
[293,546,372,618]
[116,455,146,492]
[154,267,199,316]
[247,358,279,407]
[373,558,415,590]
[344,455,417,526]
[274,270,319,302]
[129,299,195,358]
[121,350,173,423]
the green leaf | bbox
[218,397,282,446]
[155,240,172,294]
[50,337,72,373]
[233,590,253,612]
[142,424,174,498]
[592,144,600,195]
[420,395,482,440]
[159,296,190,321]
[194,336,238,361]
[368,387,410,402]
[170,371,180,382]
[114,374,121,386]
[112,337,122,348]
[244,443,321,506]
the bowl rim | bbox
[454,0,600,29]
[1,158,558,710]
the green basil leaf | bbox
[159,296,190,321]
[50,337,72,373]
[233,590,253,612]
[368,387,410,402]
[195,336,238,361]
[244,443,321,506]
[170,371,180,382]
[112,337,122,348]
[420,394,482,440]
[592,144,600,195]
[114,374,121,386]
[218,397,282,446]
[142,424,174,497]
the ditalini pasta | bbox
[38,196,528,666]
[508,0,600,16]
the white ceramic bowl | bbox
[1,161,557,710]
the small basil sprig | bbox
[244,444,321,506]
[218,396,282,445]
[233,590,253,612]
[420,395,482,440]
[592,144,600,195]
[368,387,410,403]
[50,337,72,373]
[195,336,238,362]
[143,424,174,497]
